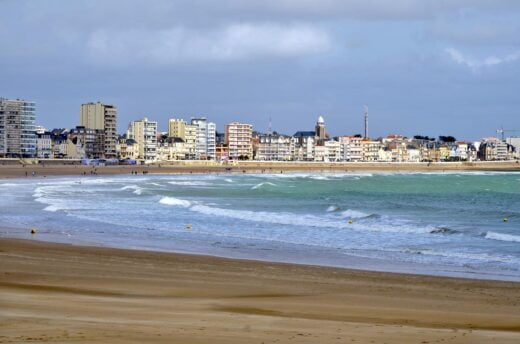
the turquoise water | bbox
[1,172,519,280]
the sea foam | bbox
[159,197,191,207]
[251,182,277,189]
[485,231,520,243]
[168,181,209,186]
[341,209,370,219]
[43,205,61,212]
[326,205,339,212]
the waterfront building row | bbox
[2,97,518,162]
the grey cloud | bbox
[1,0,520,140]
[86,23,331,66]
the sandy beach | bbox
[1,238,519,343]
[0,160,519,179]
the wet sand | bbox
[1,238,519,343]
[0,160,519,179]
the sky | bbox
[1,0,519,140]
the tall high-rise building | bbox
[80,102,117,158]
[0,98,36,158]
[224,122,253,159]
[127,117,158,161]
[184,124,197,159]
[191,117,216,160]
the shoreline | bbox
[2,172,520,284]
[1,237,519,343]
[2,227,519,283]
[1,160,519,179]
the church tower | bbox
[315,115,326,141]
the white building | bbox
[338,136,363,162]
[255,134,293,161]
[361,139,381,162]
[0,98,37,158]
[127,117,157,161]
[225,122,253,159]
[36,131,52,158]
[506,137,520,159]
[191,117,216,160]
[157,137,188,161]
[292,132,315,161]
[479,137,514,161]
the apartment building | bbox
[338,136,363,162]
[191,117,216,160]
[168,118,186,139]
[255,133,293,161]
[361,139,381,162]
[117,138,139,160]
[478,137,514,161]
[80,102,117,158]
[225,122,253,159]
[0,98,36,158]
[157,135,188,161]
[69,126,104,159]
[127,117,157,161]
[167,118,197,159]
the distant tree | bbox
[353,134,362,138]
[439,135,456,143]
[414,135,434,141]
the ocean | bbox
[1,172,519,281]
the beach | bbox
[1,168,520,343]
[0,160,519,179]
[1,238,519,343]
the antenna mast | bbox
[363,105,368,139]
[268,116,273,135]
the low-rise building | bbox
[338,136,363,162]
[361,139,381,162]
[255,133,293,161]
[36,131,52,158]
[69,126,104,159]
[215,143,229,161]
[292,132,315,161]
[117,138,139,160]
[157,135,188,161]
[478,137,515,161]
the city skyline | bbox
[1,1,519,140]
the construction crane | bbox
[496,127,520,140]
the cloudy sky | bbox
[1,0,519,139]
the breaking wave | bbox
[340,209,371,219]
[43,205,61,212]
[121,185,144,195]
[251,182,277,189]
[168,181,209,186]
[159,197,191,207]
[485,231,520,243]
[326,205,339,212]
